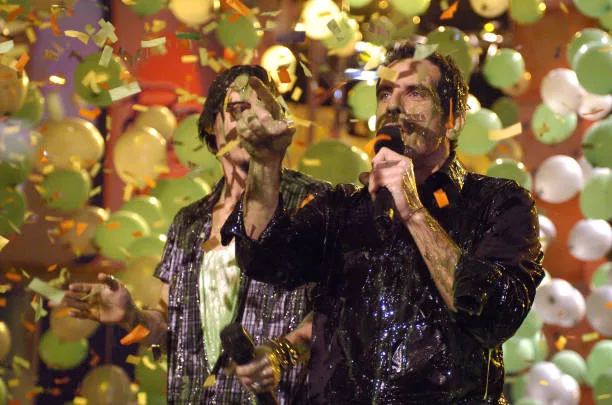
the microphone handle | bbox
[374,187,396,225]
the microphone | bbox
[220,323,279,405]
[372,125,404,227]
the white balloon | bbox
[540,69,584,115]
[579,92,612,121]
[524,362,563,402]
[534,155,584,203]
[469,0,509,18]
[586,286,612,336]
[534,278,585,327]
[169,0,211,26]
[300,0,341,40]
[568,219,612,261]
[548,374,581,405]
[538,214,557,253]
[261,46,298,94]
[577,155,595,182]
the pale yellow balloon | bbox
[261,46,298,94]
[301,0,342,39]
[0,321,11,361]
[169,0,212,26]
[502,71,532,97]
[113,126,167,189]
[0,64,28,116]
[81,364,131,405]
[117,255,162,309]
[456,150,492,175]
[133,106,177,141]
[58,206,109,256]
[49,308,99,342]
[39,118,105,170]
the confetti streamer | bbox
[27,278,65,304]
[109,82,142,101]
[226,0,251,16]
[291,87,303,101]
[98,44,113,67]
[0,40,14,54]
[141,37,166,48]
[326,18,345,41]
[120,324,151,345]
[488,122,522,141]
[126,355,142,365]
[64,30,89,44]
[215,139,240,157]
[0,298,6,307]
[79,107,101,120]
[440,0,459,20]
[15,53,30,71]
[433,189,449,208]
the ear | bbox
[446,114,465,141]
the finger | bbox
[224,361,237,376]
[69,309,98,321]
[248,77,282,120]
[100,274,120,292]
[61,298,90,312]
[68,283,95,293]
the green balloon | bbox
[38,330,88,370]
[575,42,612,95]
[130,0,163,16]
[120,196,166,234]
[486,158,532,191]
[587,340,612,386]
[94,211,150,261]
[297,140,370,186]
[348,0,374,7]
[509,373,528,402]
[215,12,261,50]
[552,350,587,384]
[0,187,26,237]
[533,331,548,362]
[149,177,211,225]
[483,49,526,89]
[566,28,610,69]
[363,16,395,46]
[591,262,612,288]
[135,349,167,398]
[600,9,612,30]
[322,16,356,50]
[594,368,612,405]
[0,122,38,187]
[503,336,535,374]
[41,169,92,212]
[531,103,577,145]
[173,114,222,175]
[389,0,431,16]
[457,108,501,155]
[81,365,131,405]
[0,378,6,405]
[426,26,473,80]
[580,169,612,220]
[509,0,545,24]
[574,0,610,17]
[347,81,377,121]
[513,308,542,338]
[582,116,612,168]
[74,53,124,107]
[515,399,545,405]
[12,84,44,126]
[491,97,519,128]
[126,234,166,260]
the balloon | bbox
[591,262,612,288]
[0,378,6,405]
[510,373,528,402]
[534,278,586,327]
[12,83,44,126]
[134,106,177,141]
[466,94,481,113]
[117,255,162,309]
[135,349,167,399]
[552,351,587,384]
[580,168,612,220]
[574,42,612,95]
[0,186,26,236]
[94,211,150,262]
[586,289,612,337]
[172,114,222,176]
[534,155,583,203]
[509,0,545,24]
[579,92,612,121]
[149,177,211,225]
[456,150,491,174]
[39,118,105,170]
[593,369,612,405]
[502,71,532,96]
[57,206,108,257]
[49,308,99,342]
[547,373,580,405]
[120,196,166,235]
[538,214,557,252]
[582,117,612,169]
[301,0,341,40]
[540,69,584,115]
[74,53,124,107]
[348,0,374,6]
[515,399,545,405]
[469,0,509,17]
[215,12,262,50]
[600,9,612,30]
[33,0,77,12]
[586,339,612,385]
[38,330,88,370]
[0,322,10,361]
[113,126,167,189]
[568,219,612,261]
[491,97,519,127]
[41,169,92,212]
[531,103,577,145]
[483,49,525,89]
[80,365,131,405]
[486,158,532,191]
[261,45,298,94]
[130,0,162,16]
[457,108,502,155]
[0,120,38,187]
[322,14,361,56]
[503,336,536,373]
[126,234,166,260]
[524,362,563,402]
[0,63,28,115]
[363,16,395,46]
[168,0,211,26]
[514,308,543,338]
[389,0,431,16]
[579,155,595,182]
[426,26,474,80]
[566,28,610,69]
[347,81,376,121]
[297,140,370,186]
[533,331,549,362]
[574,0,611,17]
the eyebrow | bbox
[225,100,250,110]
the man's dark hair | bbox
[381,41,469,148]
[198,65,277,153]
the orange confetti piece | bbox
[76,222,88,236]
[132,231,143,238]
[277,66,291,84]
[50,14,61,36]
[433,189,449,208]
[440,0,459,20]
[363,134,392,157]
[445,98,454,129]
[225,0,251,16]
[54,307,72,318]
[559,1,569,13]
[106,221,120,230]
[60,220,75,230]
[79,107,101,120]
[22,320,35,332]
[5,272,22,282]
[605,301,612,309]
[202,237,220,252]
[228,12,242,23]
[120,324,151,345]
[0,298,6,307]
[555,335,567,351]
[54,377,70,385]
[298,194,315,210]
[48,388,61,396]
[47,264,58,272]
[7,6,24,21]
[145,176,157,188]
[25,392,39,400]
[15,53,30,72]
[8,400,22,405]
[89,350,101,366]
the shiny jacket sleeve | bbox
[452,180,544,348]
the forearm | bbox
[244,159,283,240]
[120,305,168,351]
[404,209,460,311]
[284,312,313,357]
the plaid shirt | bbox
[155,169,330,404]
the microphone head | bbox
[374,125,405,155]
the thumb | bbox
[224,360,237,376]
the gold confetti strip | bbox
[64,30,89,44]
[582,332,600,342]
[109,82,141,102]
[126,355,142,365]
[291,87,303,101]
[132,104,149,112]
[0,40,14,54]
[141,37,166,48]
[137,392,147,405]
[180,55,198,63]
[73,397,88,405]
[488,122,523,141]
[99,44,113,67]
[0,236,9,252]
[377,65,399,82]
[301,158,322,166]
[215,139,240,157]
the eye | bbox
[227,102,250,116]
[377,89,391,101]
[407,87,427,98]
